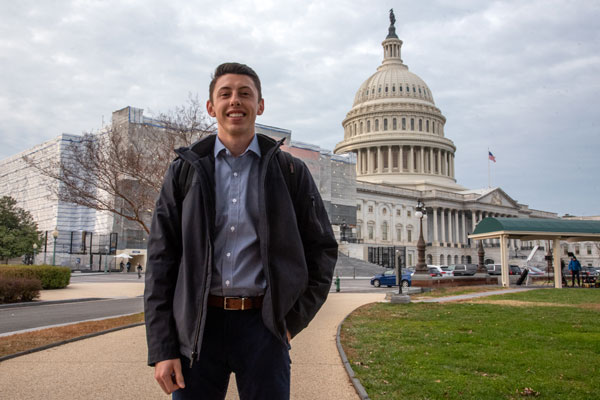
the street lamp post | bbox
[104,246,109,274]
[32,243,38,265]
[51,228,59,266]
[341,220,347,242]
[415,199,428,274]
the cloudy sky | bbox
[2,0,599,216]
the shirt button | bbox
[225,280,230,286]
[232,198,237,204]
[226,252,231,257]
[230,226,235,232]
[233,172,238,177]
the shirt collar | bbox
[214,134,262,159]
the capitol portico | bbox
[334,11,559,267]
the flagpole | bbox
[488,148,491,188]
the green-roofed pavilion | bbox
[468,217,600,288]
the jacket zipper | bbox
[259,142,286,343]
[188,161,215,369]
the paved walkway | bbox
[0,281,385,400]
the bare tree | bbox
[25,96,215,234]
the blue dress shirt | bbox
[210,135,266,297]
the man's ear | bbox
[206,100,216,117]
[257,99,264,116]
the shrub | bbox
[0,276,42,303]
[0,265,71,289]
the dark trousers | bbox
[173,307,290,400]
[571,270,581,286]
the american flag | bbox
[488,151,496,163]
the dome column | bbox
[454,210,460,247]
[432,207,439,245]
[377,147,382,173]
[429,148,433,174]
[399,146,404,172]
[388,146,393,173]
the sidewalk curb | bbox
[0,322,144,363]
[0,298,106,310]
[336,310,371,400]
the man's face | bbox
[207,73,264,140]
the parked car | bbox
[428,267,442,277]
[582,266,599,277]
[370,269,412,288]
[449,264,478,276]
[509,265,522,275]
[486,264,502,275]
[429,265,453,277]
[527,266,545,276]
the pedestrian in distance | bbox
[126,260,131,273]
[137,263,143,279]
[119,261,124,272]
[568,255,581,287]
[144,62,338,399]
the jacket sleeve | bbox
[285,159,338,337]
[144,160,184,366]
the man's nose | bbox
[230,93,241,105]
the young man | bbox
[144,62,338,399]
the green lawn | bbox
[340,289,600,399]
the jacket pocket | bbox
[309,195,324,235]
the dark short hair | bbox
[209,62,262,103]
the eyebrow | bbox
[217,85,253,92]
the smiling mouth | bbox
[227,112,245,117]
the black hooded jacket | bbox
[144,133,338,366]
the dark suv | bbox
[509,265,522,275]
[451,264,477,276]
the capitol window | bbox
[368,205,373,213]
[399,85,403,92]
[419,119,422,131]
[392,85,396,92]
[367,120,371,132]
[385,86,388,93]
[382,222,388,241]
[410,118,414,130]
[426,120,430,132]
[384,119,388,131]
[396,209,401,216]
[393,118,397,130]
[402,118,406,130]
[375,119,379,131]
[412,86,416,93]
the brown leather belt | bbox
[207,295,264,310]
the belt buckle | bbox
[224,297,246,310]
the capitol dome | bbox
[334,12,464,192]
